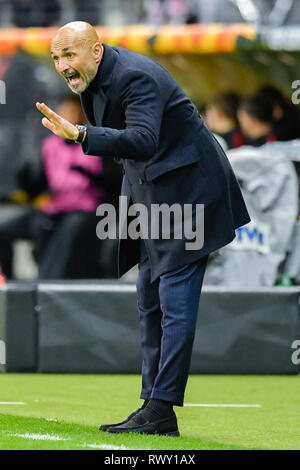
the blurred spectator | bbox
[237,94,277,146]
[0,95,106,279]
[11,0,61,27]
[205,92,244,149]
[255,85,300,141]
[164,0,188,24]
[206,87,300,150]
[143,0,198,25]
[0,50,49,199]
[40,96,104,216]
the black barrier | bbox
[191,286,300,374]
[0,283,37,372]
[35,282,300,375]
[0,282,299,374]
[37,282,142,373]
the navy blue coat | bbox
[81,43,250,282]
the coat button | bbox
[138,178,144,184]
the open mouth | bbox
[64,71,81,87]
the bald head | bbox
[51,22,103,95]
[52,21,100,51]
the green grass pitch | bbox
[0,373,299,450]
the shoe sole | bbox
[156,430,180,437]
[107,427,180,437]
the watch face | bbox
[75,125,87,143]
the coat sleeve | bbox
[82,70,165,161]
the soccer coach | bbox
[36,22,250,436]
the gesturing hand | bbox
[36,102,79,141]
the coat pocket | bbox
[144,150,201,182]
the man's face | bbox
[51,31,100,94]
[205,105,221,133]
[238,109,271,139]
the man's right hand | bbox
[36,102,79,141]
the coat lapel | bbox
[93,88,108,126]
[80,93,96,126]
[80,44,119,127]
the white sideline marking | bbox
[0,402,26,405]
[185,403,261,408]
[39,284,136,292]
[8,433,68,441]
[6,432,132,448]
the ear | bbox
[93,42,103,63]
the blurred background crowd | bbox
[2,0,300,27]
[205,87,300,148]
[0,0,300,286]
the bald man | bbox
[37,22,250,437]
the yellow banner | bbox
[0,24,256,57]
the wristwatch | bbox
[75,125,87,144]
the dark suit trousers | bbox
[137,240,208,406]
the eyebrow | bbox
[50,47,71,57]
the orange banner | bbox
[0,24,256,57]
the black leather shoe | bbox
[99,408,143,432]
[106,408,180,436]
